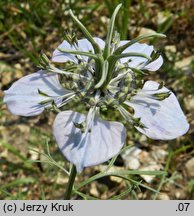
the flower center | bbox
[58,58,135,111]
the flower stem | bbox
[64,165,77,200]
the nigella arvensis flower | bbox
[4,5,189,172]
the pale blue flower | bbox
[3,6,189,172]
[3,37,189,172]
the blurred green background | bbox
[0,0,194,200]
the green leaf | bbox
[110,186,135,200]
[76,169,166,190]
[105,145,134,172]
[153,150,173,199]
[0,139,27,162]
[1,178,36,189]
[74,190,98,200]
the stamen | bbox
[64,31,78,46]
[57,94,76,108]
[38,52,90,81]
[38,92,75,106]
[136,90,171,101]
[109,71,130,85]
[118,105,146,128]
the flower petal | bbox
[125,81,189,140]
[53,111,126,172]
[3,70,67,116]
[144,55,163,71]
[52,37,105,63]
[119,41,163,71]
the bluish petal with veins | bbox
[53,110,126,172]
[119,41,163,71]
[125,81,189,140]
[52,37,105,63]
[4,70,67,116]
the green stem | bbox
[64,165,77,200]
